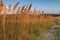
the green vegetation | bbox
[55,26,60,40]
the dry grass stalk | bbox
[24,4,28,13]
[16,7,21,14]
[28,3,32,11]
[8,4,12,11]
[13,2,20,11]
[21,5,25,13]
[27,3,32,14]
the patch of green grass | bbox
[55,26,60,40]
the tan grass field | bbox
[0,1,60,40]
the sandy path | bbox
[40,25,59,40]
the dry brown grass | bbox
[0,1,60,40]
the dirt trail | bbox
[40,25,59,40]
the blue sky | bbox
[2,0,60,13]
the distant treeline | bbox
[43,14,60,17]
